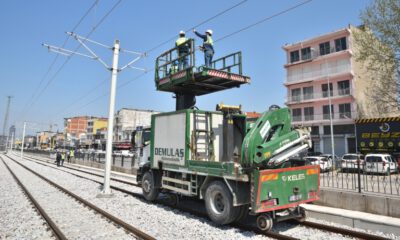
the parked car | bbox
[121,150,134,157]
[340,153,365,172]
[321,154,340,168]
[304,156,332,172]
[364,153,398,174]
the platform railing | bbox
[155,38,195,81]
[208,51,243,75]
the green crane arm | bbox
[241,107,311,168]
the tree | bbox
[353,0,400,116]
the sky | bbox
[0,0,371,136]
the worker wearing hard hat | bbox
[175,30,189,70]
[193,29,214,68]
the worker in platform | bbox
[193,29,214,68]
[175,30,189,70]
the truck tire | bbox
[205,181,239,225]
[142,171,159,201]
[234,204,249,223]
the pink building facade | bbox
[283,27,357,156]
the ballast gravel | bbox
[0,158,54,240]
[2,156,137,240]
[11,154,398,240]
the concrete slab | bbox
[302,204,400,235]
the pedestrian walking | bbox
[193,29,214,68]
[56,151,61,167]
[175,30,190,70]
[61,151,65,166]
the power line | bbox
[215,0,313,43]
[21,0,123,120]
[18,0,100,119]
[50,0,246,119]
[144,0,248,54]
[52,0,313,118]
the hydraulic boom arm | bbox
[241,107,311,167]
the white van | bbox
[364,154,397,174]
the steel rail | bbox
[0,156,67,240]
[300,221,390,240]
[16,153,392,240]
[3,155,155,240]
[15,154,300,240]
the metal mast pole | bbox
[2,96,12,137]
[20,122,26,159]
[102,40,120,195]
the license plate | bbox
[289,194,302,202]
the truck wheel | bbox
[257,214,273,232]
[234,205,249,223]
[205,181,238,225]
[295,206,307,223]
[142,171,159,201]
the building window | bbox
[304,107,314,121]
[311,126,319,135]
[321,83,333,97]
[319,41,330,56]
[292,108,302,121]
[303,86,314,100]
[324,124,354,134]
[290,50,300,63]
[301,47,311,60]
[291,88,301,101]
[337,80,350,95]
[339,103,351,118]
[335,37,347,51]
[323,105,334,120]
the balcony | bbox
[287,88,353,104]
[292,111,356,124]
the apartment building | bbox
[113,108,159,145]
[283,25,398,156]
[86,117,108,148]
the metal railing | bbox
[207,51,242,75]
[292,111,356,123]
[22,149,136,169]
[155,38,195,81]
[287,88,352,103]
[320,158,400,196]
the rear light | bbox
[262,198,278,206]
[308,190,318,198]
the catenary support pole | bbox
[102,40,120,195]
[20,122,26,159]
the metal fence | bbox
[320,160,400,196]
[23,149,136,169]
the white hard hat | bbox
[206,29,213,35]
[179,30,185,35]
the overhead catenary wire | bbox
[18,0,100,119]
[49,0,249,120]
[19,0,123,121]
[58,0,314,118]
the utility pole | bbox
[20,122,26,160]
[43,32,146,196]
[3,96,13,150]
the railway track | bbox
[1,155,155,240]
[14,153,391,240]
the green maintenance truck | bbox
[133,39,319,231]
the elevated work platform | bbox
[155,39,250,96]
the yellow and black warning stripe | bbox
[356,117,400,124]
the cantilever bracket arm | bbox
[42,43,96,59]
